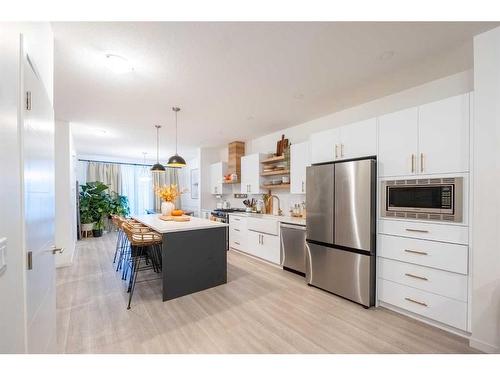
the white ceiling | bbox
[53,22,498,162]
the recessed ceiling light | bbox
[105,54,134,74]
[379,51,395,61]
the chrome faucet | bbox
[270,195,282,216]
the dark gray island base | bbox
[161,226,227,301]
[132,214,229,302]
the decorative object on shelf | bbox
[151,125,166,172]
[190,168,199,199]
[155,184,185,216]
[275,134,289,156]
[166,106,187,168]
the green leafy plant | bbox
[108,192,130,217]
[79,181,111,229]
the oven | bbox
[382,177,463,222]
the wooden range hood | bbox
[225,141,245,184]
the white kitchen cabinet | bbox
[378,107,418,177]
[248,230,280,264]
[337,118,377,160]
[310,128,340,164]
[240,153,264,194]
[209,162,229,195]
[418,94,470,174]
[290,141,310,194]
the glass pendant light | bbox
[139,152,152,182]
[166,107,187,168]
[150,125,166,172]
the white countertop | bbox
[228,212,306,226]
[133,214,228,234]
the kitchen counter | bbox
[228,212,306,226]
[132,214,227,301]
[133,214,228,233]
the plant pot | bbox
[81,222,95,231]
[161,201,175,216]
[92,229,103,237]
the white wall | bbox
[199,147,222,212]
[54,121,77,267]
[213,70,473,215]
[470,27,500,354]
[179,157,201,216]
[0,22,53,354]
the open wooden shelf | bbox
[261,169,290,176]
[261,183,290,189]
[261,155,286,164]
[223,180,240,184]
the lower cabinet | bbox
[228,215,280,264]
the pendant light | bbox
[166,106,187,168]
[150,125,166,172]
[139,152,152,182]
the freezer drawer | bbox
[306,242,375,307]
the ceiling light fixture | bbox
[105,54,134,74]
[139,152,152,182]
[151,125,166,172]
[166,107,186,168]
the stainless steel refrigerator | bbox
[305,158,376,307]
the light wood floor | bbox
[56,232,477,354]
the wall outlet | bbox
[0,237,7,275]
[234,194,248,199]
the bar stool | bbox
[122,223,162,309]
[114,218,149,276]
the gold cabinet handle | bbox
[405,273,428,281]
[405,228,429,233]
[341,144,344,157]
[335,144,338,159]
[420,153,424,173]
[411,154,415,173]
[404,249,428,255]
[405,297,428,307]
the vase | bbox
[161,201,175,216]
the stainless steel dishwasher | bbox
[280,223,306,275]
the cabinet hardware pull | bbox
[405,297,428,307]
[411,154,415,173]
[404,249,428,255]
[341,144,344,157]
[234,218,240,221]
[405,273,428,281]
[234,229,240,232]
[335,144,338,159]
[405,228,429,233]
[234,241,240,245]
[420,153,424,173]
[302,181,304,192]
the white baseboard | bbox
[469,338,500,354]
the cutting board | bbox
[159,215,191,222]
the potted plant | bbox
[108,192,130,218]
[79,181,111,238]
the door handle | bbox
[420,153,424,173]
[404,249,428,256]
[405,273,428,281]
[335,144,338,159]
[411,154,415,173]
[405,297,428,307]
[405,228,429,233]
[52,247,64,255]
[305,242,313,283]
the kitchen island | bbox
[133,214,228,301]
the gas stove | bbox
[211,208,246,221]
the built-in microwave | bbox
[381,177,463,222]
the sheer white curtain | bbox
[86,162,122,194]
[121,165,154,216]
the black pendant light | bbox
[166,106,187,168]
[150,125,166,172]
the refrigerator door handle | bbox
[305,242,313,284]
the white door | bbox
[290,141,310,194]
[23,55,57,353]
[378,107,418,177]
[418,94,470,174]
[310,128,340,164]
[338,118,377,160]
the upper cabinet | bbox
[210,162,230,195]
[240,153,264,194]
[290,141,310,194]
[310,119,377,164]
[378,107,419,177]
[418,94,470,175]
[310,128,339,164]
[378,93,470,177]
[338,118,377,160]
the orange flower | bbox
[155,184,185,202]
